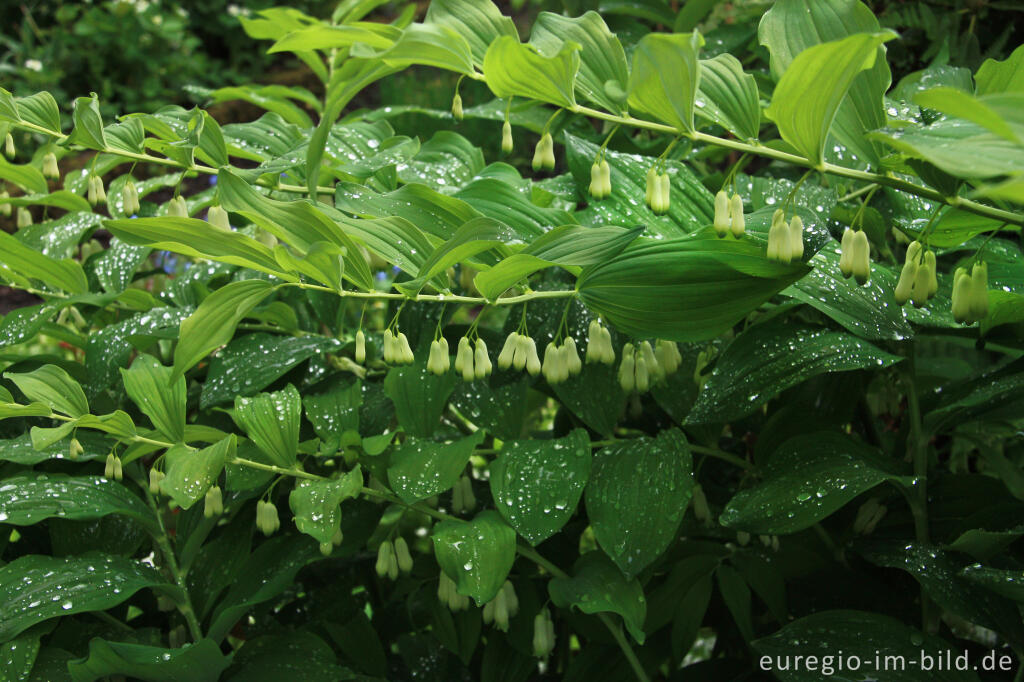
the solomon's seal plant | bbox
[0,0,1023,679]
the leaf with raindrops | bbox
[232,385,302,468]
[0,473,156,533]
[387,431,484,503]
[549,550,647,644]
[432,510,516,605]
[289,465,363,544]
[159,437,235,510]
[67,638,231,682]
[489,429,591,545]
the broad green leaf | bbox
[335,182,481,241]
[424,0,518,68]
[784,243,912,341]
[578,237,808,342]
[121,355,186,443]
[716,565,753,641]
[0,432,109,465]
[753,610,979,682]
[961,565,1024,602]
[688,322,902,423]
[0,156,48,194]
[302,382,362,451]
[201,333,341,408]
[72,411,137,441]
[0,628,42,682]
[549,551,647,644]
[433,510,516,605]
[0,190,91,213]
[289,466,363,544]
[0,474,154,532]
[473,254,553,300]
[395,217,516,295]
[104,118,145,155]
[530,11,629,114]
[5,365,89,417]
[216,169,374,291]
[483,36,579,109]
[232,385,301,468]
[160,437,235,510]
[489,429,591,545]
[454,176,571,238]
[28,422,75,449]
[981,290,1024,335]
[0,554,170,642]
[268,22,398,53]
[872,119,1024,179]
[0,231,89,295]
[350,23,475,75]
[564,131,715,238]
[915,89,1024,143]
[85,306,192,396]
[382,353,458,437]
[759,0,894,167]
[550,362,628,437]
[923,357,1024,435]
[171,279,276,381]
[0,88,61,132]
[387,432,485,503]
[221,632,347,682]
[67,95,106,151]
[720,432,912,534]
[524,224,644,267]
[585,429,692,578]
[449,377,528,441]
[105,217,289,279]
[976,43,1024,95]
[698,54,761,140]
[628,31,704,133]
[67,638,230,682]
[766,31,895,166]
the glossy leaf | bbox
[351,23,475,75]
[585,429,692,578]
[387,432,485,503]
[67,95,106,151]
[0,474,154,532]
[425,0,518,68]
[289,466,363,544]
[5,365,89,418]
[720,432,913,534]
[489,429,591,545]
[697,54,761,140]
[688,322,902,423]
[432,510,516,605]
[0,230,89,295]
[483,36,579,109]
[382,354,458,438]
[549,551,647,644]
[121,355,186,443]
[628,31,704,133]
[160,437,235,510]
[975,43,1024,96]
[232,385,301,468]
[67,638,231,682]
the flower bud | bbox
[839,228,855,278]
[149,468,165,494]
[729,193,745,238]
[355,330,366,364]
[542,342,560,384]
[498,332,518,370]
[924,250,938,296]
[69,437,84,460]
[397,332,414,364]
[375,540,394,578]
[634,352,650,392]
[429,338,450,376]
[456,336,475,381]
[42,152,59,180]
[461,475,476,511]
[533,610,555,657]
[167,196,188,218]
[122,180,140,215]
[203,486,223,518]
[474,338,492,379]
[208,205,231,231]
[0,191,9,217]
[394,537,414,573]
[853,498,881,535]
[599,160,611,197]
[894,258,918,306]
[451,93,463,121]
[788,215,804,259]
[969,261,989,321]
[766,209,790,264]
[651,173,671,215]
[511,334,528,371]
[524,337,541,376]
[691,483,711,523]
[564,336,582,376]
[319,541,333,556]
[493,589,510,631]
[910,262,931,308]
[951,267,972,323]
[104,453,122,481]
[645,167,657,208]
[640,341,662,383]
[4,133,14,158]
[91,176,107,205]
[736,530,751,546]
[501,121,513,153]
[332,528,344,546]
[382,329,395,363]
[713,190,730,237]
[618,343,635,392]
[532,133,555,172]
[851,230,871,285]
[16,206,31,228]
[589,161,604,200]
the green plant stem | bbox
[568,104,1024,228]
[838,183,880,203]
[286,281,578,306]
[142,486,203,642]
[689,443,753,470]
[901,343,934,632]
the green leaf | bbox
[105,217,288,279]
[425,0,518,68]
[716,564,753,641]
[121,355,186,443]
[268,22,398,53]
[489,429,591,545]
[753,610,979,682]
[222,632,347,682]
[483,36,579,109]
[549,551,647,644]
[961,564,1024,602]
[432,510,516,605]
[0,230,89,295]
[0,554,170,642]
[232,385,301,469]
[720,432,912,534]
[0,628,43,682]
[171,279,276,381]
[449,378,529,442]
[577,237,809,342]
[688,322,902,423]
[382,354,458,438]
[160,437,235,510]
[289,465,363,544]
[914,89,1024,143]
[530,11,629,114]
[872,119,1024,179]
[351,23,475,75]
[67,95,107,151]
[0,156,48,194]
[387,432,485,503]
[564,131,715,238]
[5,365,89,417]
[0,190,91,213]
[0,432,108,465]
[585,429,692,578]
[759,0,894,167]
[628,31,704,133]
[395,217,515,295]
[335,182,480,241]
[68,638,231,682]
[766,31,896,166]
[550,362,628,437]
[454,175,570,238]
[698,54,761,140]
[104,118,145,155]
[976,43,1024,95]
[0,474,155,532]
[0,88,61,132]
[302,382,362,451]
[201,333,341,408]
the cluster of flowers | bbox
[482,580,519,632]
[454,337,493,380]
[375,537,414,580]
[588,158,612,200]
[645,167,672,215]
[713,190,747,239]
[437,572,470,612]
[104,452,124,480]
[951,261,990,324]
[765,209,804,263]
[382,329,415,365]
[618,340,683,393]
[894,241,937,307]
[838,228,872,284]
[255,499,280,536]
[532,133,556,171]
[532,608,556,658]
